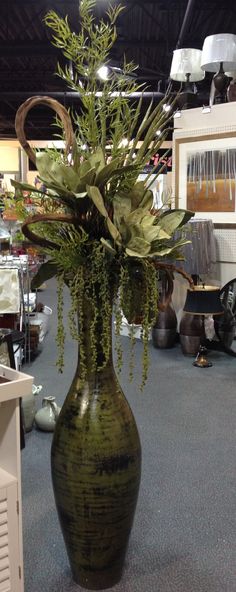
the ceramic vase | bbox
[35,396,61,431]
[51,297,141,590]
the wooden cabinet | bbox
[0,366,33,592]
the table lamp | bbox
[183,285,223,367]
[170,48,205,109]
[201,33,236,103]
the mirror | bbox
[214,278,236,356]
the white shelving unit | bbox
[0,365,33,592]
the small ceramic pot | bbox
[34,396,61,432]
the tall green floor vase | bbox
[51,301,141,590]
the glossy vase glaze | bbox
[51,297,141,590]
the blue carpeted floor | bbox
[22,279,236,592]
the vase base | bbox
[72,565,123,590]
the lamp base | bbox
[193,345,212,368]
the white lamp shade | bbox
[225,70,236,80]
[170,48,205,82]
[201,33,236,72]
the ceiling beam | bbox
[0,38,168,57]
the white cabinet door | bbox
[0,483,22,592]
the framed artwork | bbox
[174,129,236,224]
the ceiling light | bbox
[97,65,109,81]
[163,103,171,112]
[119,138,129,148]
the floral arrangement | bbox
[12,0,194,385]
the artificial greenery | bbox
[13,0,194,386]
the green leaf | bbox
[100,238,116,254]
[159,208,194,229]
[86,185,108,217]
[96,157,121,186]
[107,217,121,242]
[125,208,146,225]
[126,236,151,256]
[11,179,49,197]
[113,196,132,228]
[158,210,191,235]
[139,189,154,210]
[77,168,97,191]
[127,181,146,209]
[31,260,59,290]
[88,147,105,172]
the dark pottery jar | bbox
[152,304,177,348]
[179,313,202,356]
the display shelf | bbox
[0,366,33,592]
[0,366,33,402]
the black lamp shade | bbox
[183,285,224,316]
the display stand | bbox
[0,365,33,592]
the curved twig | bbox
[15,96,75,164]
[22,212,77,250]
[153,261,194,289]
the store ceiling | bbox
[0,0,235,140]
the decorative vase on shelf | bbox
[51,297,141,590]
[35,395,61,432]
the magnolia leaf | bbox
[11,179,48,197]
[150,237,191,257]
[143,225,164,243]
[88,147,105,172]
[77,168,97,191]
[96,157,121,186]
[158,210,190,235]
[153,225,171,240]
[139,189,154,210]
[37,178,77,205]
[126,181,146,209]
[107,164,138,180]
[125,208,146,225]
[106,217,121,242]
[159,208,194,230]
[118,220,131,243]
[113,196,132,227]
[31,260,59,290]
[37,153,83,194]
[126,236,151,256]
[128,223,144,239]
[125,247,149,258]
[86,185,108,217]
[100,237,116,254]
[36,152,53,179]
[79,160,94,177]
